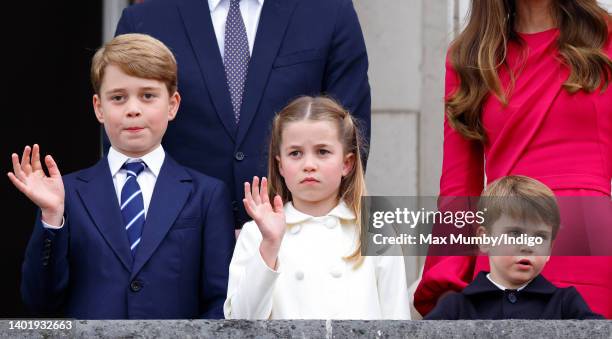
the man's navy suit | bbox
[21,155,235,319]
[114,0,371,227]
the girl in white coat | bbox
[224,96,411,319]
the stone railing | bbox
[1,319,610,338]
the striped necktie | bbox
[223,0,250,124]
[120,161,146,256]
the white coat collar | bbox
[284,200,356,225]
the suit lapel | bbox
[76,159,133,272]
[130,156,192,279]
[235,0,298,146]
[177,0,237,141]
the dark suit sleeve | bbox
[200,180,236,319]
[562,287,605,320]
[323,0,371,164]
[424,292,461,320]
[21,209,70,316]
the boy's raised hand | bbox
[8,144,65,226]
[243,176,286,242]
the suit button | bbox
[44,239,52,244]
[130,280,143,292]
[232,200,239,212]
[507,291,517,303]
[295,270,304,280]
[235,151,245,161]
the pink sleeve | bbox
[414,58,485,316]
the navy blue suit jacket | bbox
[21,155,235,319]
[425,272,604,320]
[114,0,371,227]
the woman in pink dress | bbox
[415,0,612,318]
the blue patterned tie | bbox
[223,0,250,124]
[120,161,146,257]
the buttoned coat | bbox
[425,272,604,320]
[224,202,411,319]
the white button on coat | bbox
[288,224,301,234]
[323,217,337,228]
[295,270,304,280]
[224,201,411,320]
[329,268,342,278]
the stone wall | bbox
[2,320,609,338]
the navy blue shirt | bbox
[425,271,604,320]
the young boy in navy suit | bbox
[425,175,603,320]
[8,33,235,319]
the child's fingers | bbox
[11,153,25,181]
[244,190,260,218]
[31,144,42,172]
[20,146,32,174]
[45,155,61,178]
[244,182,260,214]
[243,198,255,218]
[7,172,28,195]
[252,176,261,204]
[244,182,253,204]
[273,195,284,214]
[261,177,270,204]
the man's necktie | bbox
[120,161,146,257]
[223,0,250,123]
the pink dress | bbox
[415,28,612,318]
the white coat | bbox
[224,201,411,319]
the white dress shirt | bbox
[107,145,165,218]
[42,145,165,229]
[208,0,264,60]
[224,201,412,320]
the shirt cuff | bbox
[41,216,65,229]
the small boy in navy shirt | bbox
[425,175,603,320]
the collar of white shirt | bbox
[107,145,165,178]
[208,0,264,11]
[284,200,356,225]
[486,273,530,292]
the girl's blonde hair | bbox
[267,96,367,265]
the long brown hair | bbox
[447,0,612,142]
[267,96,367,264]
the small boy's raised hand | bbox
[7,144,65,226]
[243,176,285,269]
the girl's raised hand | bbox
[243,176,286,243]
[7,144,65,226]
